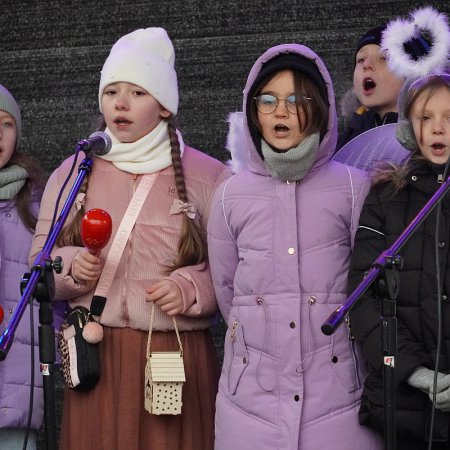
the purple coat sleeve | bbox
[207,177,239,323]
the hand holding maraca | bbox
[71,209,112,285]
[77,208,112,344]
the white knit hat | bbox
[98,27,178,114]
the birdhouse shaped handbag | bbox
[144,304,185,415]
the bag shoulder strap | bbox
[90,173,159,316]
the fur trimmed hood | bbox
[225,44,338,175]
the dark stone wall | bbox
[1,1,449,448]
[2,0,449,174]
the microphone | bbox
[76,131,112,156]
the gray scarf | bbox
[261,133,320,181]
[0,164,28,200]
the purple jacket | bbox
[0,197,43,430]
[208,44,383,450]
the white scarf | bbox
[99,120,185,174]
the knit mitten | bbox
[407,366,449,394]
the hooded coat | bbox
[207,44,383,450]
[0,196,43,430]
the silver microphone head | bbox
[86,131,113,156]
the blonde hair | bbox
[372,73,450,192]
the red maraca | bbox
[80,208,112,344]
[81,208,112,255]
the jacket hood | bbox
[228,44,338,177]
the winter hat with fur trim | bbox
[98,27,178,114]
[0,84,21,147]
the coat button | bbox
[294,395,300,401]
[411,176,417,181]
[288,247,295,255]
[439,242,446,248]
[290,321,296,329]
[5,213,11,218]
[332,356,338,363]
[243,357,247,364]
[442,294,448,301]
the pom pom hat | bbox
[98,27,178,115]
[0,84,21,147]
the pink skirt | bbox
[59,326,220,450]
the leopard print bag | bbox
[59,306,100,391]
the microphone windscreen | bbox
[89,131,112,156]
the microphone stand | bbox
[0,154,94,450]
[321,174,450,450]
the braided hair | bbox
[166,116,207,271]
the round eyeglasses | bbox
[254,94,310,114]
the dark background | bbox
[2,0,449,174]
[1,1,449,448]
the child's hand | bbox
[71,248,103,288]
[146,280,183,316]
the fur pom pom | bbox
[225,111,249,174]
[82,321,104,344]
[381,6,450,79]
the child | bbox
[347,72,450,450]
[207,43,383,450]
[337,24,405,150]
[0,84,46,449]
[30,27,229,450]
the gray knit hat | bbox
[0,84,21,147]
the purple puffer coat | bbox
[0,197,43,430]
[207,44,383,450]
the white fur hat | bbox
[98,27,178,114]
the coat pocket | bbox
[227,317,249,395]
[329,328,361,393]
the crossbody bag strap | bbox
[89,173,159,317]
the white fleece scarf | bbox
[99,120,185,174]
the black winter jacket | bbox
[348,159,450,443]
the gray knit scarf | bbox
[0,164,28,200]
[261,133,320,181]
